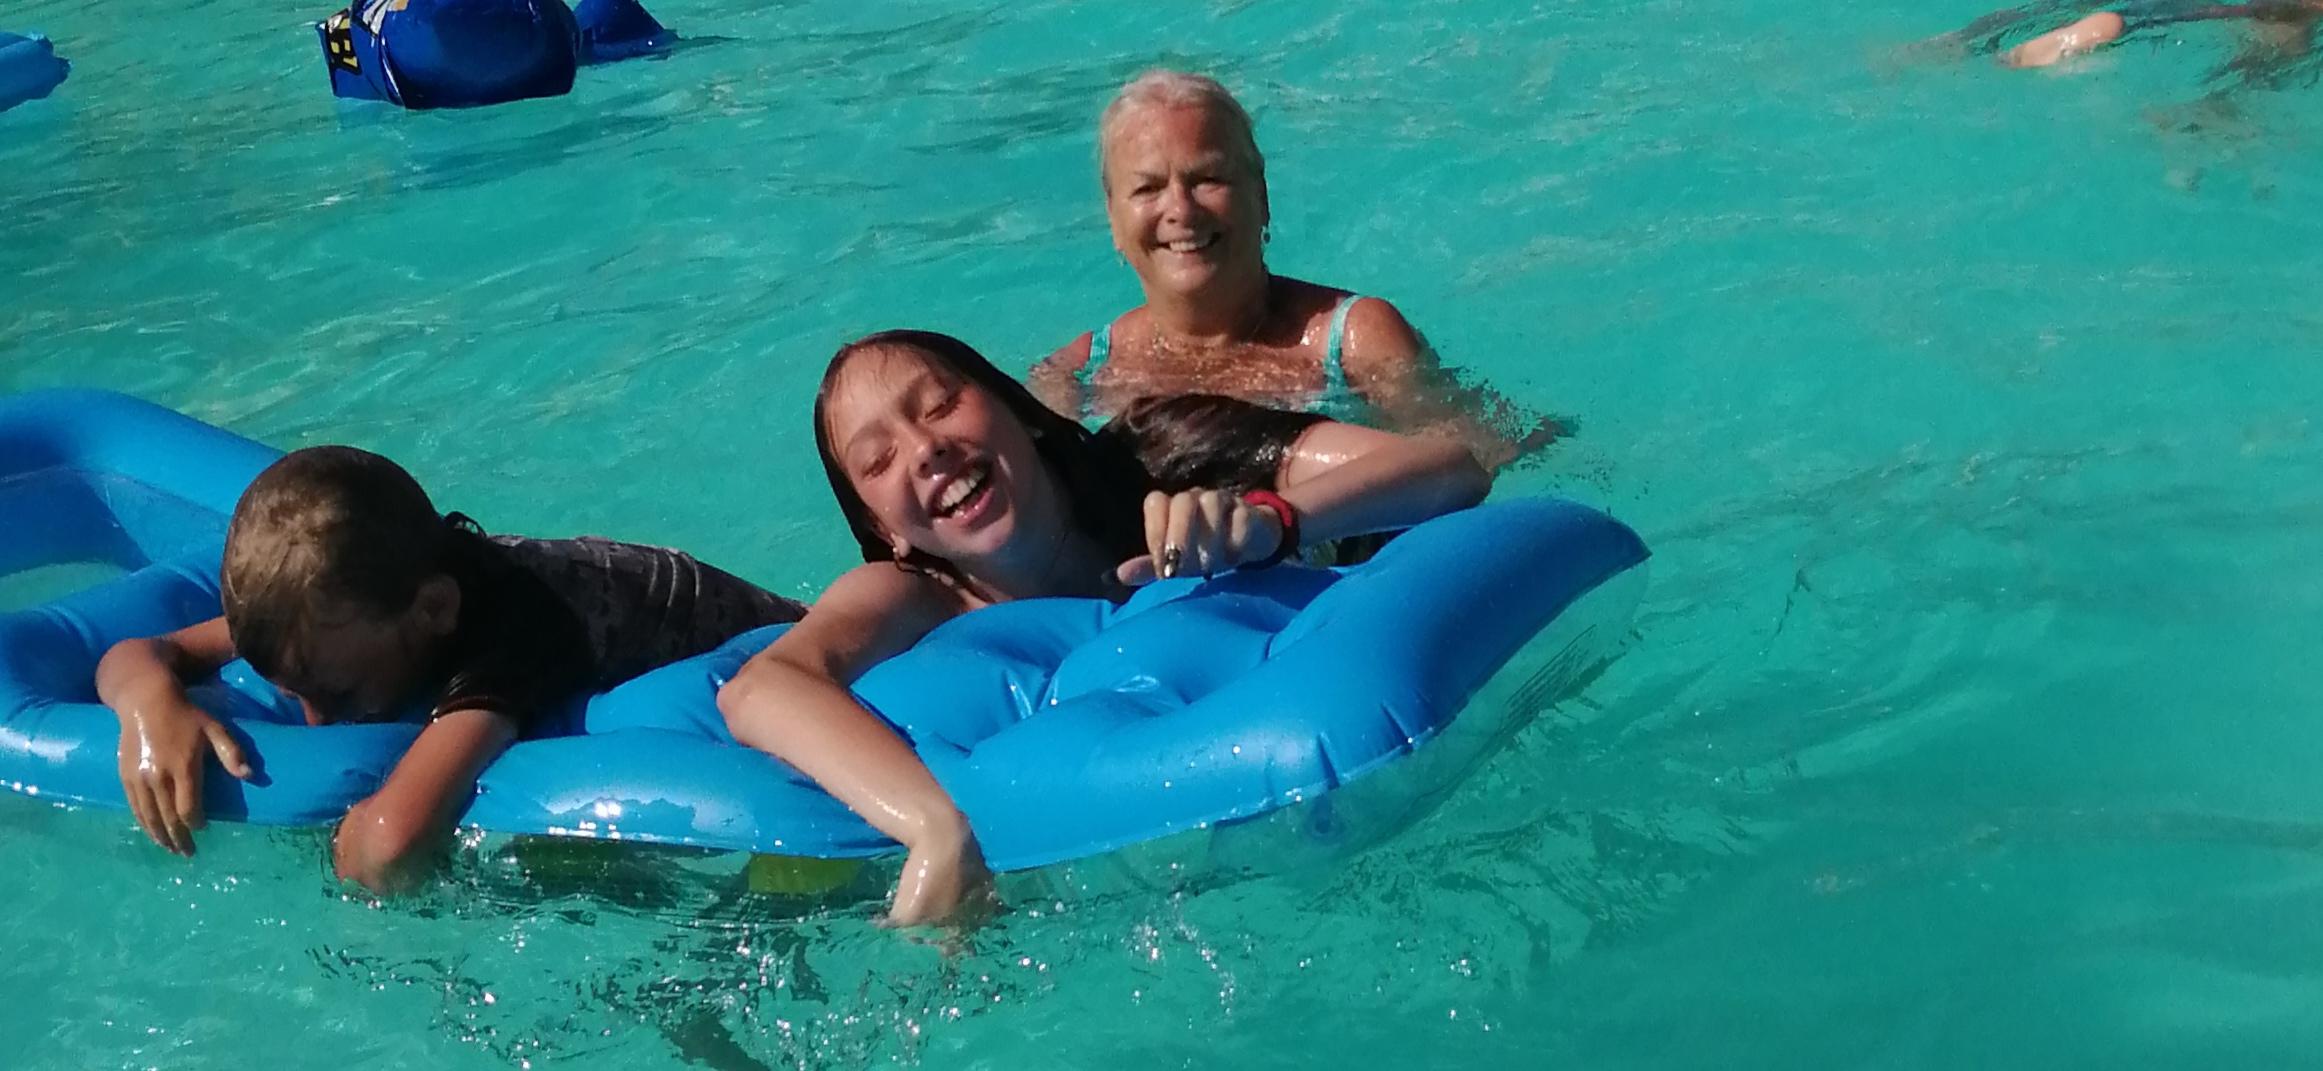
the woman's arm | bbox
[714,563,988,925]
[1338,298,1560,472]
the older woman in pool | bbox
[1030,70,1554,469]
[718,329,1488,926]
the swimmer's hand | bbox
[97,622,251,858]
[113,699,253,857]
[885,822,994,928]
[1117,489,1287,586]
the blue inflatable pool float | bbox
[0,391,1648,870]
[0,32,69,113]
[316,0,674,109]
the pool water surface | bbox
[3,0,2321,1066]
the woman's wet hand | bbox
[1117,489,1284,586]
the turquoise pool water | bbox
[5,0,2322,1065]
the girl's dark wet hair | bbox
[1104,393,1325,495]
[812,330,1151,580]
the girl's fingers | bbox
[1115,555,1158,587]
[1227,500,1260,566]
[1142,491,1172,569]
[1161,493,1197,579]
[1142,489,1267,579]
[1193,491,1231,575]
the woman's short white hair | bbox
[1097,69,1265,190]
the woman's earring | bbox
[1261,224,1273,245]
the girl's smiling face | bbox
[820,343,1060,568]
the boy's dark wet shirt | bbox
[418,525,803,727]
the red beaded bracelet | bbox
[1241,489,1301,569]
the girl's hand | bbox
[885,824,994,928]
[1116,489,1287,586]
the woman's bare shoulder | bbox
[1035,332,1097,376]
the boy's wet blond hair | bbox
[219,446,454,678]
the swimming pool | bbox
[4,0,2321,1065]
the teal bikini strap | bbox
[1322,295,1359,392]
[1076,321,1115,385]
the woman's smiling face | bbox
[1102,102,1269,299]
[820,343,1056,566]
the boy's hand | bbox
[115,701,253,857]
[885,825,994,928]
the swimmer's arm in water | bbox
[2001,11,2130,66]
[1120,417,1492,584]
[1978,1,2319,67]
[1030,334,1096,420]
[1337,298,1561,471]
[716,565,991,927]
[331,708,518,894]
[95,616,253,857]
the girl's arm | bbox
[1272,419,1491,543]
[715,563,987,926]
[1122,417,1491,583]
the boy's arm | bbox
[95,616,254,857]
[331,707,518,894]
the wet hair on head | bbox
[1098,393,1324,494]
[812,330,1150,581]
[220,446,474,679]
[1097,69,1265,191]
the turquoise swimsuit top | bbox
[1079,294,1364,418]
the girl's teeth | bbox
[938,468,986,514]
